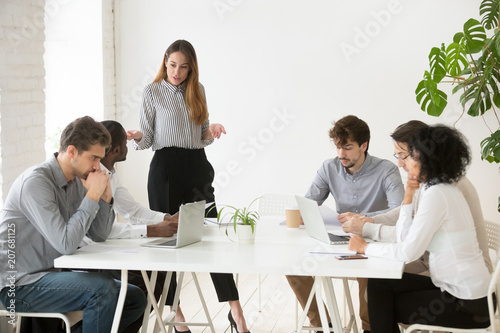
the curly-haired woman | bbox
[349,125,491,332]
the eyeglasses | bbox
[393,153,410,162]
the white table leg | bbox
[320,277,344,333]
[296,277,315,331]
[166,272,184,333]
[191,272,215,333]
[342,278,358,333]
[141,270,168,333]
[141,271,158,333]
[111,269,128,333]
[315,277,332,333]
[296,277,333,332]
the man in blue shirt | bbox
[287,115,404,332]
[0,116,146,333]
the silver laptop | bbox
[141,200,205,249]
[295,195,350,245]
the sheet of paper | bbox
[319,205,341,226]
[308,244,356,255]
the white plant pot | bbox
[236,224,256,244]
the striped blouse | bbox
[133,80,213,151]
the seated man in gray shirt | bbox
[0,116,147,333]
[287,115,404,332]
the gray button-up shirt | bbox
[0,153,115,290]
[305,153,404,216]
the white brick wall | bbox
[0,0,46,206]
[102,0,116,120]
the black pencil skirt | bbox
[147,146,239,302]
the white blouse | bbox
[365,183,491,300]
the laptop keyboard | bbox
[158,239,177,246]
[328,233,350,244]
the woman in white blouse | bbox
[349,125,491,332]
[127,40,249,333]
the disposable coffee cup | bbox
[285,206,301,228]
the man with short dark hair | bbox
[98,120,194,333]
[97,120,179,240]
[287,115,405,332]
[0,116,146,333]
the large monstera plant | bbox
[416,0,500,212]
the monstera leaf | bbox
[446,41,469,77]
[481,129,500,163]
[429,45,447,83]
[480,0,500,29]
[416,1,500,214]
[463,18,487,53]
[416,71,448,116]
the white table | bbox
[54,217,404,333]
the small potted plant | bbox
[209,197,260,243]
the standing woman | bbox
[349,125,491,333]
[128,40,249,333]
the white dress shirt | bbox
[80,164,166,246]
[365,183,491,300]
[363,177,492,273]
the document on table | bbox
[308,244,356,256]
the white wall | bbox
[44,0,103,156]
[115,0,500,222]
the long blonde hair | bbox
[153,40,208,125]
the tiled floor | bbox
[143,272,362,333]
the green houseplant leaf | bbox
[416,71,448,116]
[463,18,487,54]
[429,45,447,83]
[208,197,261,239]
[446,41,469,77]
[416,1,500,214]
[481,129,500,163]
[480,0,500,30]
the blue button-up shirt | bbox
[305,153,404,216]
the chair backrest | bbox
[485,220,500,333]
[485,220,500,264]
[258,193,297,216]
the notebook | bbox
[295,195,350,245]
[141,200,205,249]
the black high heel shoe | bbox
[228,311,250,333]
[174,327,192,333]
